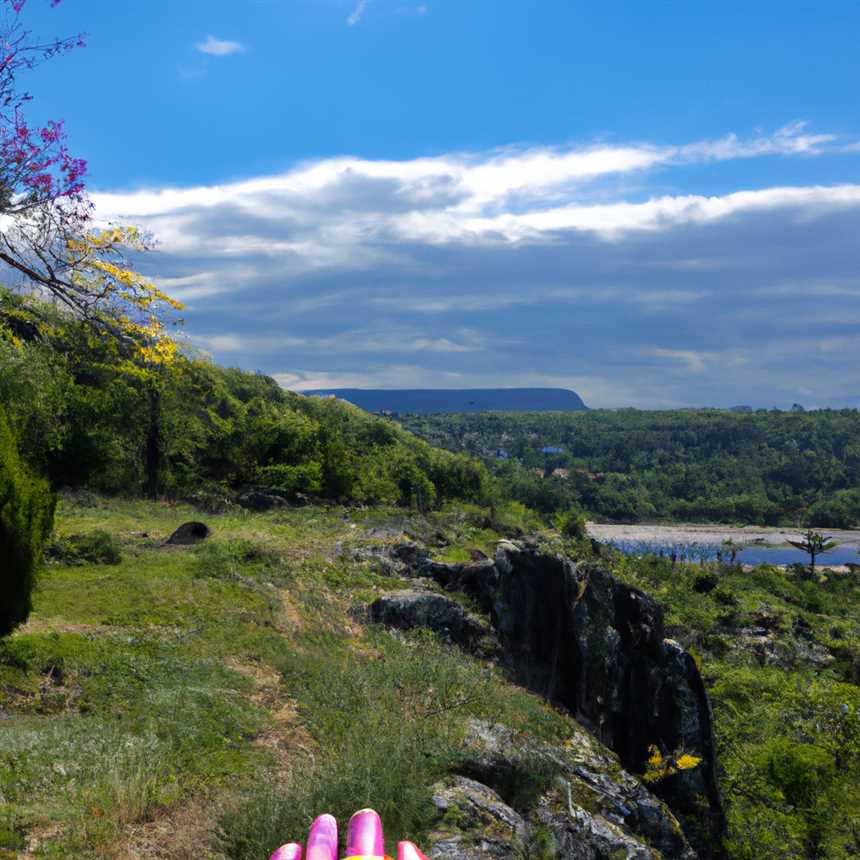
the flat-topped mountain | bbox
[304,387,588,413]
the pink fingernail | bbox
[397,842,429,860]
[346,808,385,858]
[270,844,302,860]
[307,814,338,860]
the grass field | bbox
[1,496,567,859]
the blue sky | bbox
[17,0,860,407]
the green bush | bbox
[0,406,55,636]
[554,506,588,540]
[46,530,123,566]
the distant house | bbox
[533,468,545,478]
[540,446,565,455]
[551,468,570,479]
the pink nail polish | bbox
[270,844,302,860]
[397,842,429,860]
[345,808,386,859]
[307,814,339,860]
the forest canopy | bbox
[397,409,860,527]
[0,289,487,509]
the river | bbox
[587,522,860,568]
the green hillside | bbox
[397,409,860,527]
[2,496,858,859]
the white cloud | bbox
[84,124,860,408]
[92,126,858,260]
[195,36,245,57]
[641,348,749,374]
[347,0,369,26]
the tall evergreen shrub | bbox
[0,405,54,636]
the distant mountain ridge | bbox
[304,387,588,414]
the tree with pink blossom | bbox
[0,0,181,359]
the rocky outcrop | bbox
[430,543,725,855]
[368,590,496,654]
[237,490,288,512]
[365,541,725,855]
[424,719,695,859]
[428,776,528,860]
[455,719,695,860]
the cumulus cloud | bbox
[195,36,245,56]
[90,125,860,408]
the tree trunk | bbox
[145,383,162,500]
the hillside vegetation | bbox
[397,409,860,527]
[1,496,858,859]
[0,496,575,858]
[3,292,860,860]
[0,290,485,510]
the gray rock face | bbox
[428,776,528,860]
[391,542,725,855]
[424,721,695,860]
[367,590,495,653]
[483,544,724,854]
[456,720,694,860]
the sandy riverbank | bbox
[586,522,860,551]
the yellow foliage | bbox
[642,744,702,783]
[65,226,184,365]
[676,753,702,771]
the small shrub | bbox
[489,501,542,536]
[0,407,55,636]
[183,481,236,514]
[554,507,588,540]
[46,530,122,565]
[693,572,719,594]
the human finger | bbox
[270,842,302,860]
[345,808,385,859]
[307,813,339,860]
[396,841,429,860]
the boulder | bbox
[391,541,429,566]
[368,590,494,653]
[428,776,527,860]
[164,521,210,546]
[238,490,288,512]
[419,559,499,611]
[349,541,430,577]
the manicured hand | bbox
[269,808,428,860]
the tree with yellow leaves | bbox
[0,1,181,364]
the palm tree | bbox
[787,530,838,579]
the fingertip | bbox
[270,843,302,860]
[346,808,385,857]
[307,813,338,860]
[397,841,429,860]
